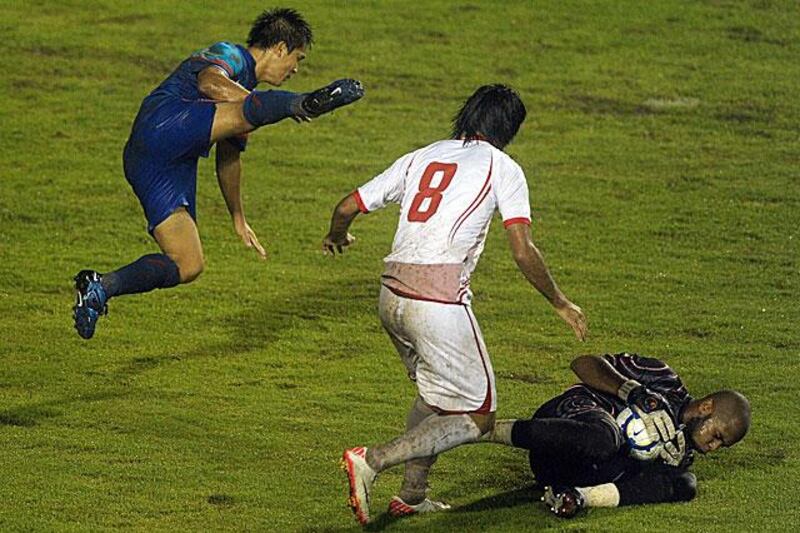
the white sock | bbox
[576,483,620,507]
[478,419,517,445]
[367,414,482,472]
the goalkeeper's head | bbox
[452,84,527,150]
[683,390,751,454]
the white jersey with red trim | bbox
[355,139,531,304]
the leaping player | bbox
[322,84,588,525]
[73,8,364,339]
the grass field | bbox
[1,0,799,530]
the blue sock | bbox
[101,254,181,298]
[242,90,303,127]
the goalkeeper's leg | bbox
[563,467,696,511]
[486,415,622,463]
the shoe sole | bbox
[388,498,416,518]
[341,452,369,526]
[72,274,99,340]
[303,81,363,117]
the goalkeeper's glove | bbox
[660,429,688,467]
[618,380,677,442]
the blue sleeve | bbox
[188,42,245,79]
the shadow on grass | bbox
[3,277,376,427]
[449,484,543,514]
[0,390,132,427]
[304,486,545,532]
[109,275,378,379]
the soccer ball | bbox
[616,407,663,461]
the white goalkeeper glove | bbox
[618,379,677,443]
[659,430,687,467]
[632,406,677,443]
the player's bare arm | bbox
[197,66,251,102]
[216,139,266,259]
[322,193,359,255]
[506,223,587,340]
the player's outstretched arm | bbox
[506,223,587,340]
[216,139,266,259]
[322,193,359,255]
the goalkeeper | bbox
[482,353,750,517]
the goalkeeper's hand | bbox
[618,380,677,442]
[632,406,677,443]
[659,430,687,467]
[626,384,670,414]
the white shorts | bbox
[379,286,496,414]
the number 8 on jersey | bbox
[407,162,458,222]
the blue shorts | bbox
[123,96,217,234]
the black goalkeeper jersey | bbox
[535,353,692,424]
[528,353,695,487]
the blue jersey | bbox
[147,41,258,102]
[133,41,258,143]
[123,42,258,233]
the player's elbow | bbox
[197,80,214,98]
[672,472,697,502]
[570,355,598,380]
[510,242,532,266]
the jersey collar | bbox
[237,44,258,89]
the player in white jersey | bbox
[323,85,588,525]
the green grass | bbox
[1,0,798,530]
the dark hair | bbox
[247,8,313,51]
[452,84,526,150]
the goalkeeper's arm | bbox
[571,355,677,444]
[570,355,630,396]
[571,355,668,412]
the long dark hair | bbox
[452,84,526,149]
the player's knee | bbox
[470,411,496,435]
[594,421,624,460]
[672,472,697,502]
[176,255,204,283]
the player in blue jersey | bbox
[480,353,750,518]
[72,8,364,339]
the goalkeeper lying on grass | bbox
[481,353,750,517]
